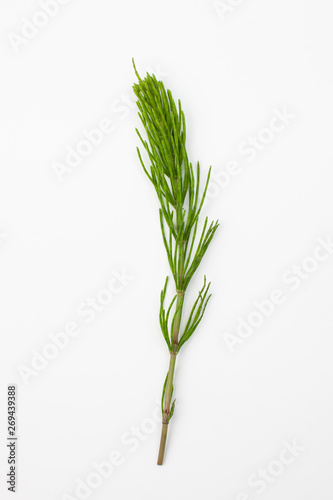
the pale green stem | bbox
[157,242,185,465]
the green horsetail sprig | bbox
[132,59,219,465]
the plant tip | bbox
[132,58,142,82]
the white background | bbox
[1,1,333,499]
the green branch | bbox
[132,59,219,465]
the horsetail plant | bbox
[132,60,219,465]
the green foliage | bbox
[133,59,219,353]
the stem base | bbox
[157,422,169,465]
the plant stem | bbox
[157,351,176,465]
[157,242,185,465]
